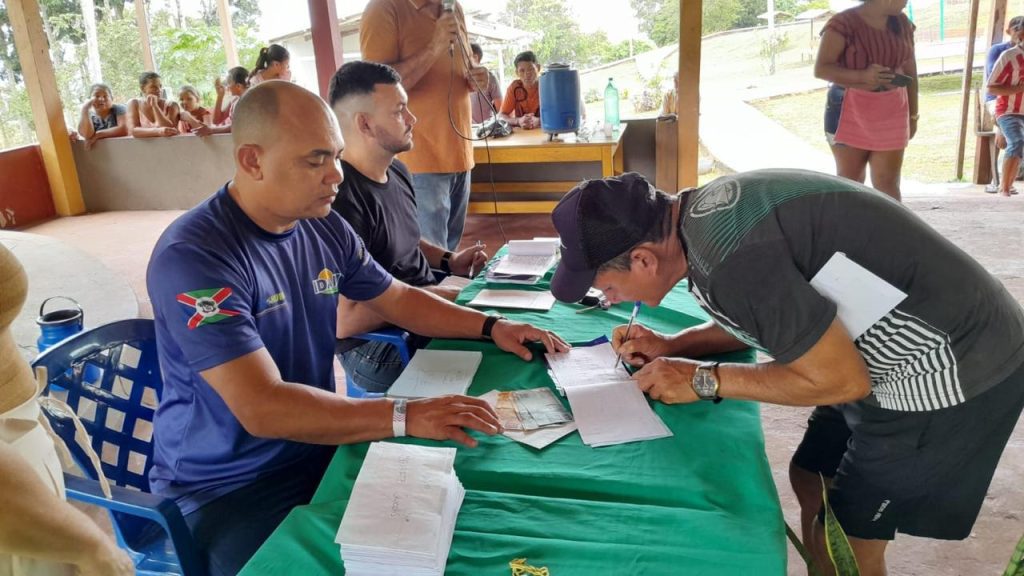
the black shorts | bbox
[791,361,1024,541]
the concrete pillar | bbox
[216,0,239,67]
[135,0,156,72]
[677,0,701,188]
[307,0,344,100]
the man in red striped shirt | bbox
[988,41,1024,196]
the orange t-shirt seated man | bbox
[500,50,541,130]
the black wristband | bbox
[481,314,504,339]
[440,251,453,274]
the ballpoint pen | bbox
[468,240,482,278]
[614,301,642,369]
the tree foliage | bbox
[199,0,260,30]
[632,0,812,41]
[502,0,653,72]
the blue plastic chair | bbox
[32,319,204,576]
[345,328,412,398]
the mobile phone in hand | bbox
[891,73,912,87]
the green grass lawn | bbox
[751,73,984,183]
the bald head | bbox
[233,80,335,148]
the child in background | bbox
[177,85,212,135]
[249,44,291,86]
[203,67,250,136]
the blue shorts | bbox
[996,114,1024,159]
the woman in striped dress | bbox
[815,0,918,201]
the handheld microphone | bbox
[442,0,454,12]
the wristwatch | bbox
[481,314,505,340]
[692,362,723,403]
[392,398,407,437]
[440,251,454,274]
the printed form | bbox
[546,342,672,447]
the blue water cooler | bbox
[36,296,99,390]
[539,63,581,139]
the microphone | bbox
[442,0,455,54]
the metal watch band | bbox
[392,398,407,437]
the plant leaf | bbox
[1003,531,1024,576]
[785,522,825,576]
[821,474,860,576]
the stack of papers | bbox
[466,289,556,311]
[336,443,464,576]
[486,239,559,284]
[437,275,472,291]
[387,350,483,398]
[478,389,578,450]
[546,343,673,447]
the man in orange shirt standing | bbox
[361,0,489,251]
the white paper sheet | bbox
[563,381,672,447]
[544,343,673,447]
[490,240,558,276]
[809,252,908,339]
[508,239,559,256]
[437,275,472,290]
[492,254,557,277]
[387,350,482,399]
[466,289,556,311]
[545,342,629,392]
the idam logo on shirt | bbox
[312,268,343,295]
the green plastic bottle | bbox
[604,77,620,129]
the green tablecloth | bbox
[241,267,786,575]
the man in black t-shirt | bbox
[328,61,489,392]
[549,170,1024,576]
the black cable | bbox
[445,30,508,245]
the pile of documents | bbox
[387,350,483,398]
[336,443,464,575]
[466,288,556,311]
[479,388,578,449]
[486,239,559,284]
[546,342,672,447]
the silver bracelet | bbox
[392,398,407,438]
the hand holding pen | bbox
[611,315,675,368]
[456,240,488,278]
[613,301,641,370]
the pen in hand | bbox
[468,240,482,278]
[614,301,642,370]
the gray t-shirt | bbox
[681,168,1024,412]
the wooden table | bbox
[470,124,627,214]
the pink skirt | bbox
[834,87,910,151]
